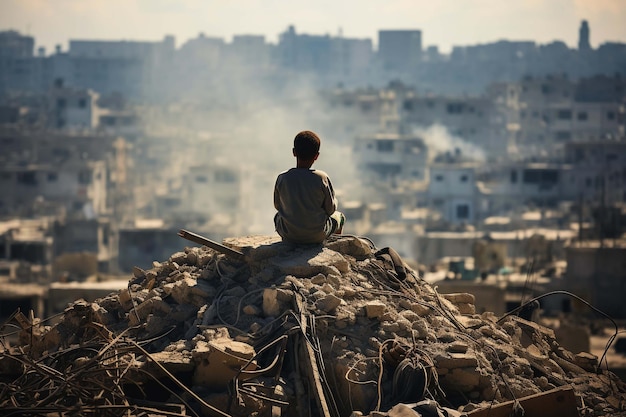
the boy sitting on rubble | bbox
[273,130,345,244]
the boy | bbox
[274,130,345,244]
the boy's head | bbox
[293,130,320,161]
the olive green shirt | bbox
[274,168,337,244]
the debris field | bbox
[1,234,625,417]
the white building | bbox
[427,163,479,224]
[352,133,428,183]
[48,84,100,130]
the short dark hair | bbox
[293,130,321,160]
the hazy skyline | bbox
[2,0,626,54]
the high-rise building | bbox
[378,30,422,73]
[578,20,591,51]
[0,30,34,58]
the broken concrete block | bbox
[169,275,215,307]
[311,273,326,284]
[243,304,261,316]
[445,367,480,391]
[192,338,257,389]
[118,288,134,311]
[262,288,293,317]
[456,302,476,315]
[435,352,479,369]
[273,247,350,277]
[132,266,146,280]
[316,293,342,313]
[573,351,598,372]
[409,302,431,316]
[448,341,469,354]
[325,236,373,260]
[442,293,475,304]
[169,251,187,265]
[223,235,284,262]
[127,296,171,327]
[364,301,387,319]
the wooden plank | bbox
[466,386,579,417]
[295,296,333,417]
[177,229,245,261]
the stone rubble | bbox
[1,234,626,417]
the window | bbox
[57,98,66,108]
[435,175,444,182]
[403,100,413,111]
[447,103,463,114]
[523,169,559,184]
[47,172,58,182]
[555,131,571,141]
[78,171,92,185]
[557,109,572,120]
[17,171,37,186]
[215,169,236,183]
[460,175,468,182]
[607,111,615,121]
[376,141,394,152]
[510,170,517,183]
[577,112,588,121]
[78,98,87,108]
[456,204,470,219]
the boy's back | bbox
[274,167,337,244]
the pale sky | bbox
[1,0,626,54]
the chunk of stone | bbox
[316,293,342,313]
[456,302,476,315]
[243,305,261,316]
[325,236,373,260]
[128,297,171,326]
[365,301,387,319]
[262,288,293,317]
[442,293,475,304]
[573,351,598,372]
[435,353,479,369]
[192,338,257,388]
[272,247,350,276]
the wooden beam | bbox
[295,296,333,417]
[466,386,579,417]
[177,229,245,261]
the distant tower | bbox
[578,20,591,51]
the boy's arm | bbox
[273,178,281,210]
[322,176,338,215]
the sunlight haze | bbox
[2,0,626,53]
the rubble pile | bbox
[1,234,626,417]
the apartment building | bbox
[427,163,479,224]
[352,133,428,183]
